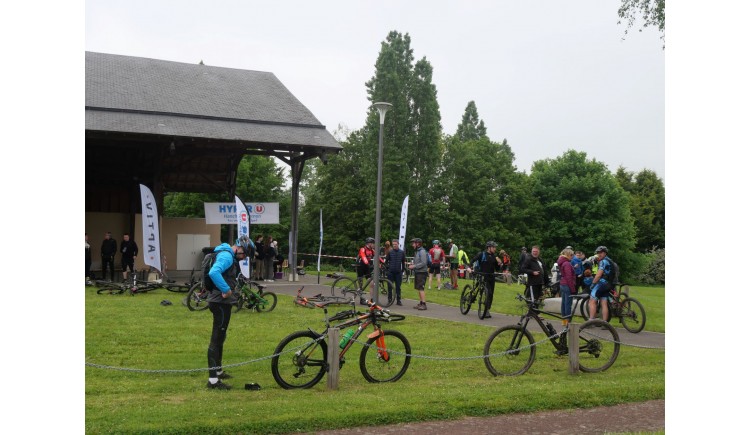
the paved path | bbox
[254,273,665,349]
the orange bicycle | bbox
[271,298,410,389]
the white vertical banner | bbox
[139,184,162,272]
[235,195,251,279]
[399,195,409,248]
[317,208,323,272]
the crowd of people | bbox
[86,231,140,282]
[352,237,617,326]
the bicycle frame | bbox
[516,299,568,352]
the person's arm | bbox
[133,242,138,258]
[359,247,369,265]
[208,252,232,295]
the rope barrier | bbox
[86,324,662,373]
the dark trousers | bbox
[525,284,544,302]
[101,255,115,281]
[483,278,496,314]
[86,258,91,279]
[387,271,403,302]
[207,302,233,378]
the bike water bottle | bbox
[339,329,355,349]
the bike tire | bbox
[331,276,358,298]
[619,284,630,298]
[378,279,395,307]
[271,330,327,389]
[619,297,646,333]
[234,282,261,313]
[257,291,278,312]
[359,330,411,383]
[459,284,473,315]
[96,283,125,295]
[163,283,190,293]
[477,287,486,319]
[483,325,536,376]
[581,298,612,322]
[578,319,620,373]
[186,282,210,311]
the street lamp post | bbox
[371,102,392,304]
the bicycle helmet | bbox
[365,237,375,244]
[410,237,422,244]
[595,245,608,254]
[236,235,253,255]
[486,241,497,248]
[432,239,440,245]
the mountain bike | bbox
[294,287,351,309]
[459,272,489,318]
[234,276,277,313]
[96,271,161,295]
[161,268,199,293]
[271,299,410,389]
[330,266,395,307]
[483,294,620,376]
[577,285,646,333]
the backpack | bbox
[201,251,218,291]
[431,247,443,264]
[606,259,620,284]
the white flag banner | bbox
[399,195,409,248]
[318,209,323,272]
[139,184,162,272]
[235,195,251,278]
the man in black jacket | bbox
[100,232,117,281]
[469,241,502,319]
[520,245,549,302]
[120,233,139,281]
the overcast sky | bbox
[85,0,665,179]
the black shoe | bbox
[217,372,232,380]
[360,298,368,305]
[207,380,231,390]
[396,300,403,306]
[483,313,492,319]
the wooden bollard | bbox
[327,328,340,389]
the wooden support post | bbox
[327,328,340,390]
[568,323,580,374]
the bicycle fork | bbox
[368,328,389,362]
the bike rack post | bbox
[568,323,580,374]
[327,327,340,390]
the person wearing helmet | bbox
[588,246,613,322]
[428,239,445,290]
[409,237,429,310]
[446,239,459,289]
[468,241,503,319]
[205,239,247,390]
[356,237,377,303]
[520,245,550,302]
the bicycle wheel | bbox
[359,330,411,383]
[257,291,278,312]
[163,283,190,293]
[577,319,620,373]
[186,282,210,311]
[378,279,395,307]
[581,298,612,322]
[96,283,124,295]
[483,325,536,376]
[618,297,646,333]
[459,284,473,315]
[271,330,327,389]
[477,287,486,319]
[331,277,358,298]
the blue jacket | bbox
[571,256,583,276]
[208,243,239,295]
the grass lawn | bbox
[85,276,665,433]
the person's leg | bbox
[207,302,233,384]
[122,259,128,281]
[101,257,107,281]
[588,283,601,320]
[560,284,571,325]
[484,279,495,317]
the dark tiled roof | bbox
[85,51,341,150]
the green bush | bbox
[634,248,665,285]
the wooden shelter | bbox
[85,51,342,279]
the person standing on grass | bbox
[556,247,576,329]
[120,233,139,282]
[427,240,445,290]
[469,241,502,319]
[100,231,117,282]
[446,239,459,289]
[409,238,429,310]
[521,245,549,302]
[205,237,249,390]
[386,239,407,306]
[264,236,276,282]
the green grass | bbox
[86,281,665,434]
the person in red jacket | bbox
[356,237,378,303]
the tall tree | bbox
[453,101,487,142]
[615,167,665,251]
[529,150,638,272]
